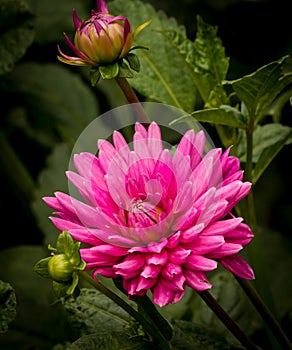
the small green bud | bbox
[48,254,74,283]
[34,231,86,298]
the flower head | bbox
[44,122,254,306]
[57,0,149,72]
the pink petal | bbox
[202,218,243,236]
[134,122,147,137]
[207,242,243,259]
[146,250,168,265]
[86,244,128,256]
[185,255,217,271]
[186,235,224,254]
[161,274,185,291]
[80,248,118,265]
[223,222,254,246]
[136,276,156,291]
[72,9,81,30]
[152,280,178,306]
[147,122,163,159]
[114,253,145,272]
[113,131,130,153]
[167,246,191,264]
[161,262,182,280]
[166,231,181,249]
[220,255,255,279]
[180,224,204,243]
[93,267,117,278]
[141,264,161,279]
[97,0,109,13]
[184,270,212,291]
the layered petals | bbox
[45,122,254,306]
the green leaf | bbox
[1,62,99,145]
[170,319,235,350]
[110,0,197,113]
[192,15,230,106]
[0,0,35,75]
[63,288,133,336]
[189,272,261,346]
[0,280,17,334]
[191,106,246,128]
[224,55,292,125]
[237,123,292,165]
[253,128,292,184]
[164,15,230,106]
[65,331,150,350]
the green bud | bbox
[48,254,74,283]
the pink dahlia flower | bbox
[44,122,254,306]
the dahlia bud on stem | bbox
[57,0,151,82]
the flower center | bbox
[129,198,163,225]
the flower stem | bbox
[197,290,260,350]
[115,77,150,124]
[235,277,292,350]
[80,272,171,350]
[244,128,284,349]
[244,127,275,309]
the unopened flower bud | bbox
[57,0,150,69]
[48,254,74,283]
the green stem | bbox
[80,272,171,350]
[197,290,260,350]
[113,277,173,341]
[244,127,283,349]
[115,77,150,124]
[133,295,173,341]
[235,277,292,350]
[245,127,273,306]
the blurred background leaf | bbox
[0,280,17,334]
[0,0,35,75]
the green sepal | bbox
[34,256,51,279]
[56,231,83,267]
[90,68,101,87]
[117,60,134,78]
[99,62,119,79]
[129,45,149,52]
[124,53,140,72]
[56,230,75,254]
[66,271,80,295]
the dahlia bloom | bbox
[57,0,149,67]
[44,122,254,307]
